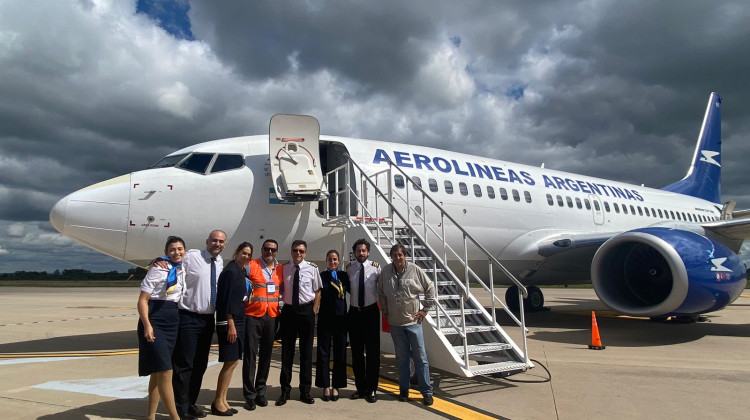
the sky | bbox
[1,0,750,273]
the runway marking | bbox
[740,294,750,298]
[0,356,89,366]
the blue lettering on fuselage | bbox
[373,149,643,201]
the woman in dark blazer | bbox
[315,249,350,401]
[212,242,253,416]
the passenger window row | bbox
[544,193,717,223]
[394,175,533,203]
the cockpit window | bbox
[210,154,244,173]
[179,153,214,174]
[151,153,188,169]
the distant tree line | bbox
[0,267,148,280]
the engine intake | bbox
[591,227,746,317]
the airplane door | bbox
[269,114,327,202]
[590,194,605,225]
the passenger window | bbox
[512,189,520,202]
[210,154,244,173]
[444,180,454,194]
[179,153,214,174]
[547,194,554,206]
[557,195,564,207]
[594,201,601,211]
[658,209,663,218]
[429,178,438,192]
[651,208,657,217]
[500,188,508,200]
[584,199,591,210]
[670,210,675,219]
[566,197,573,208]
[681,212,687,221]
[613,203,620,213]
[575,197,582,209]
[412,176,422,188]
[604,202,611,212]
[487,186,496,199]
[524,191,532,203]
[151,153,188,169]
[638,207,644,216]
[459,182,468,196]
[473,184,482,197]
[394,175,405,189]
[622,204,628,214]
[630,205,636,215]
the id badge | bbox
[267,283,276,294]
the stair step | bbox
[436,280,454,286]
[454,343,512,356]
[469,361,528,376]
[422,268,444,273]
[441,309,484,316]
[436,294,461,300]
[440,325,496,335]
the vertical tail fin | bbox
[662,92,722,203]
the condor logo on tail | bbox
[699,150,721,167]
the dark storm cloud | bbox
[1,0,749,272]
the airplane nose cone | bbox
[49,174,131,260]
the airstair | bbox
[322,155,533,378]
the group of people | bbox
[136,231,436,420]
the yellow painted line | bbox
[740,294,750,298]
[344,365,498,420]
[0,350,138,358]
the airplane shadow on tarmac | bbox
[494,297,750,348]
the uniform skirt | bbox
[217,316,245,362]
[137,300,179,376]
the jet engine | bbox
[591,227,746,317]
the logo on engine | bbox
[699,150,721,167]
[710,257,732,272]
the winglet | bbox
[662,92,722,203]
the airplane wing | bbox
[522,231,618,284]
[703,217,750,241]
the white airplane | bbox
[50,92,749,322]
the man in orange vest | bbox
[242,239,284,411]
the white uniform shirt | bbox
[346,260,381,308]
[281,260,322,305]
[179,248,224,314]
[140,264,185,303]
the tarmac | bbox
[1,286,748,420]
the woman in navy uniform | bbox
[137,236,186,420]
[315,249,350,401]
[212,242,254,416]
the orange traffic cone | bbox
[588,311,605,350]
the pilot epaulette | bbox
[372,262,379,267]
[309,262,318,268]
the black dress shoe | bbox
[275,392,290,406]
[398,390,409,402]
[300,393,315,404]
[331,388,339,402]
[423,394,434,406]
[349,391,362,400]
[321,394,330,402]
[210,403,234,416]
[255,395,268,407]
[243,400,256,411]
[365,391,377,403]
[188,404,207,418]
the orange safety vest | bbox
[244,259,283,318]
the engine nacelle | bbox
[591,227,746,317]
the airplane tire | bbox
[524,286,545,311]
[505,286,520,312]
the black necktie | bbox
[358,264,365,308]
[293,264,300,307]
[210,257,217,308]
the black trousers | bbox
[279,303,315,394]
[172,310,214,415]
[315,314,348,389]
[243,313,276,401]
[347,303,380,394]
